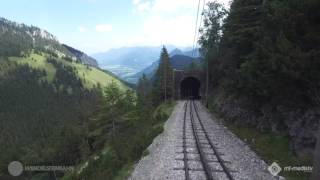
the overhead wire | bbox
[192,0,201,57]
[192,0,206,57]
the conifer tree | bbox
[153,46,173,102]
[137,74,149,106]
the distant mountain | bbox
[91,46,178,82]
[92,47,200,83]
[169,48,201,57]
[169,48,184,56]
[183,48,201,57]
[130,53,202,83]
[92,46,175,68]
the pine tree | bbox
[153,46,173,102]
[137,74,149,105]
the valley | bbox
[92,46,200,83]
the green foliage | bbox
[198,1,228,86]
[137,74,152,107]
[153,46,174,104]
[70,80,175,180]
[198,1,227,56]
[200,0,320,126]
[0,61,101,178]
[235,0,320,107]
[211,0,320,106]
[68,71,175,180]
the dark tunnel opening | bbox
[180,77,201,99]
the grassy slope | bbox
[9,53,127,90]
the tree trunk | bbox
[313,125,320,180]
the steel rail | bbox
[183,101,190,180]
[189,100,214,180]
[192,100,234,180]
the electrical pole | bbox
[164,63,167,102]
[312,125,320,180]
[205,58,209,108]
[172,69,175,100]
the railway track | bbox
[175,100,236,180]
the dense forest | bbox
[0,57,101,179]
[198,0,320,177]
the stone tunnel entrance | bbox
[180,77,201,99]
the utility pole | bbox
[172,69,175,100]
[312,124,320,180]
[205,58,209,108]
[164,64,167,102]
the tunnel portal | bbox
[180,77,201,99]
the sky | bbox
[0,0,230,54]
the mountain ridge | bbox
[131,48,200,82]
[0,17,98,68]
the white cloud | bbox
[78,26,87,33]
[132,0,152,13]
[133,0,142,5]
[127,15,195,47]
[137,1,151,12]
[95,24,113,32]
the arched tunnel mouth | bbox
[180,77,201,99]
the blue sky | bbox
[0,0,230,54]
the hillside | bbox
[0,17,98,68]
[0,17,126,89]
[8,52,126,90]
[0,18,129,179]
